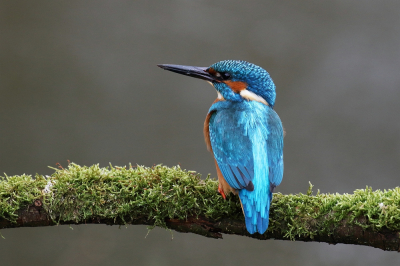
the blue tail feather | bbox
[239,189,271,234]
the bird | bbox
[157,60,284,234]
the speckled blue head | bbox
[158,60,276,107]
[209,60,276,107]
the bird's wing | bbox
[208,102,283,191]
[208,107,255,191]
[266,109,284,188]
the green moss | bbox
[269,185,400,239]
[1,163,400,239]
[44,163,242,228]
[0,173,47,221]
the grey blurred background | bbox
[1,1,400,265]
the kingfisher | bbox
[158,60,284,234]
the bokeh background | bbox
[1,1,400,265]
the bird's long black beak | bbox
[157,64,217,83]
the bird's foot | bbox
[218,185,226,200]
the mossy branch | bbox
[1,163,400,251]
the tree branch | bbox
[1,163,399,251]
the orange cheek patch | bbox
[224,81,247,93]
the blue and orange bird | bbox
[158,60,284,234]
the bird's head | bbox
[158,60,276,107]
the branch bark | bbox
[1,164,399,252]
[0,202,399,251]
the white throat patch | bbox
[208,81,225,101]
[240,89,269,106]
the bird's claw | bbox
[218,185,227,200]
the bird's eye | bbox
[221,72,231,80]
[214,72,231,80]
[207,68,231,80]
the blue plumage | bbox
[209,100,283,234]
[158,60,284,234]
